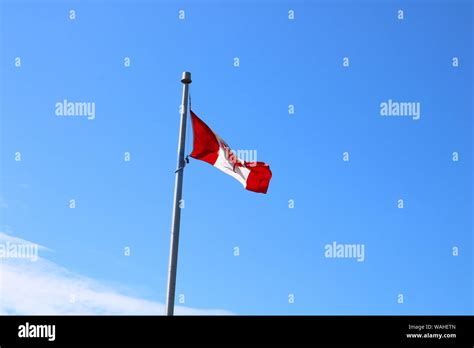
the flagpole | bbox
[165,71,192,316]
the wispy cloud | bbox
[0,232,231,315]
[0,197,8,209]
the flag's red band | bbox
[189,110,219,165]
[245,162,272,194]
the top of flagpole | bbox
[181,71,192,84]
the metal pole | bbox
[165,71,192,316]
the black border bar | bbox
[0,315,472,345]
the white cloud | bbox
[0,232,231,315]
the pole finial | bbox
[181,71,192,84]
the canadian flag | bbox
[189,110,272,194]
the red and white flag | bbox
[189,110,272,194]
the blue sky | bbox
[0,0,472,315]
